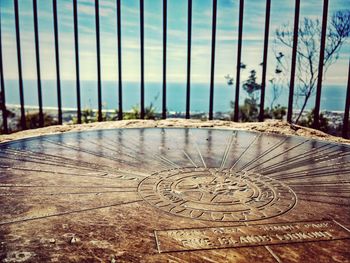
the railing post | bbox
[287,0,300,123]
[0,7,8,134]
[140,0,145,119]
[313,0,329,129]
[73,0,81,124]
[185,0,192,119]
[234,0,244,122]
[53,0,62,125]
[259,0,271,122]
[14,0,26,130]
[162,0,167,119]
[117,0,123,120]
[95,0,102,122]
[209,0,217,120]
[343,59,350,139]
[33,0,43,127]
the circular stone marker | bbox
[0,128,349,262]
[138,168,296,222]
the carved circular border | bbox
[138,167,297,222]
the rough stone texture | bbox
[1,119,349,144]
[0,127,349,262]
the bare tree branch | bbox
[274,10,350,123]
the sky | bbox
[0,0,349,88]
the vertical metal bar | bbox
[162,0,167,119]
[313,0,329,129]
[14,0,26,130]
[117,0,123,120]
[209,0,217,120]
[0,8,8,133]
[95,0,102,122]
[342,59,350,139]
[33,0,43,127]
[73,0,81,124]
[287,0,300,123]
[258,0,271,122]
[140,0,145,119]
[53,0,62,125]
[186,0,192,119]
[234,0,244,122]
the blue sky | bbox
[0,0,349,88]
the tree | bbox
[274,10,350,123]
[226,65,286,121]
[239,70,261,121]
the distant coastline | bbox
[2,104,345,132]
[3,80,348,113]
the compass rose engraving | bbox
[138,167,297,222]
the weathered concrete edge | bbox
[1,119,349,145]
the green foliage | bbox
[264,104,287,120]
[299,109,329,132]
[17,111,57,129]
[124,103,156,120]
[235,99,259,122]
[72,108,111,124]
[242,70,261,100]
[227,64,287,122]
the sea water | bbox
[3,80,347,113]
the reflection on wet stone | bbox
[0,128,349,262]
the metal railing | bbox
[0,0,349,138]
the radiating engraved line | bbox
[254,143,335,169]
[230,134,260,170]
[265,246,282,263]
[154,230,161,253]
[220,132,236,170]
[274,166,350,178]
[271,169,350,181]
[246,139,309,172]
[84,139,165,170]
[119,136,181,170]
[240,137,288,170]
[1,147,130,175]
[333,220,350,233]
[29,140,150,179]
[288,181,350,186]
[44,139,142,170]
[0,190,137,196]
[261,151,350,175]
[298,198,349,206]
[262,144,340,171]
[248,143,336,172]
[295,192,350,199]
[281,174,350,182]
[86,139,169,171]
[294,189,350,194]
[189,135,207,168]
[183,150,198,168]
[293,188,350,193]
[0,165,140,181]
[122,135,181,169]
[265,153,350,175]
[0,200,143,226]
[0,184,136,188]
[267,162,350,178]
[0,151,108,173]
[158,155,181,168]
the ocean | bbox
[3,80,347,113]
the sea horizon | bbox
[3,80,348,113]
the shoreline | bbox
[0,119,349,145]
[1,105,347,138]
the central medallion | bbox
[138,168,296,222]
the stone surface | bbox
[0,128,349,262]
